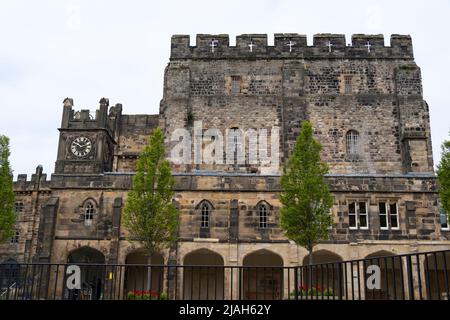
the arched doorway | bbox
[124,250,164,299]
[0,259,20,290]
[364,250,402,300]
[424,251,450,300]
[302,250,343,298]
[65,247,105,300]
[183,249,224,300]
[242,249,283,300]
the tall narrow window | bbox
[378,201,399,230]
[348,201,369,230]
[346,130,360,155]
[231,75,241,94]
[349,202,357,229]
[259,204,268,229]
[379,202,388,229]
[358,202,368,229]
[389,203,399,229]
[201,203,210,228]
[344,75,353,94]
[229,127,242,165]
[84,201,95,227]
[440,208,449,231]
[10,230,19,244]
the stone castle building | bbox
[1,33,449,299]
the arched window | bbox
[259,204,268,229]
[228,127,243,165]
[84,201,95,227]
[201,202,210,228]
[346,130,360,155]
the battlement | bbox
[60,97,123,131]
[170,33,413,60]
[14,165,51,190]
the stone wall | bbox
[1,33,446,269]
[162,34,432,176]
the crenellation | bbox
[313,33,346,47]
[170,33,414,60]
[351,34,385,47]
[236,34,267,53]
[274,33,307,48]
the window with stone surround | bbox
[379,201,399,230]
[344,75,353,94]
[259,204,268,229]
[440,208,449,231]
[346,130,360,155]
[15,202,24,214]
[348,201,368,230]
[201,202,210,228]
[10,229,19,244]
[83,201,95,227]
[231,75,241,94]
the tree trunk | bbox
[308,248,314,292]
[147,255,152,292]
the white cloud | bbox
[66,4,81,31]
[366,4,383,30]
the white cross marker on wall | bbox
[248,41,255,52]
[365,41,372,53]
[326,41,334,53]
[285,40,296,52]
[210,40,218,53]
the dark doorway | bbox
[65,247,105,300]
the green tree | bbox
[123,128,179,287]
[437,132,450,216]
[280,121,333,265]
[0,135,16,243]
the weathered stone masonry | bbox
[1,33,448,269]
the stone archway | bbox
[364,250,402,300]
[65,247,105,300]
[242,249,284,300]
[424,251,450,300]
[124,250,164,298]
[0,259,20,290]
[302,250,343,298]
[183,249,224,300]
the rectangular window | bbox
[379,202,388,229]
[10,230,19,244]
[441,210,449,231]
[15,202,24,214]
[349,202,357,229]
[378,201,399,230]
[389,203,399,229]
[358,202,368,229]
[348,201,368,230]
[231,76,241,94]
[344,76,353,94]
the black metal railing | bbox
[0,250,449,300]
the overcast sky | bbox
[0,0,449,178]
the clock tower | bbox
[55,97,121,174]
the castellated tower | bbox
[163,33,433,175]
[1,34,447,301]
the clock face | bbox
[71,136,92,158]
